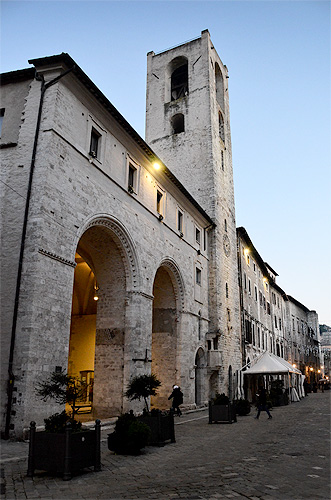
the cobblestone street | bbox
[1,391,330,499]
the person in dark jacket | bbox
[168,385,183,416]
[255,386,272,419]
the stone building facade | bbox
[1,50,217,438]
[0,31,322,438]
[237,227,321,385]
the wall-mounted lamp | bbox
[93,283,99,301]
[153,162,161,170]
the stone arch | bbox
[69,215,140,419]
[150,258,185,408]
[171,113,185,134]
[215,62,224,110]
[156,257,185,312]
[165,56,189,102]
[74,214,141,291]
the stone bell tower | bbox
[145,30,242,395]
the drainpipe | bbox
[4,66,75,439]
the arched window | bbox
[171,113,185,134]
[215,63,224,110]
[219,112,225,142]
[171,62,188,101]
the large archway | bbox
[69,221,133,419]
[151,265,181,409]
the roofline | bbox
[0,67,35,85]
[25,53,214,227]
[264,262,278,277]
[236,227,286,296]
[287,295,310,313]
[237,227,269,277]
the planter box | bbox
[138,412,175,446]
[27,420,101,480]
[208,402,237,424]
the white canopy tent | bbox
[236,351,304,402]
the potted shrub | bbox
[209,393,237,424]
[138,408,175,446]
[108,411,151,455]
[125,374,175,446]
[233,398,251,416]
[27,370,101,480]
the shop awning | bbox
[242,352,302,375]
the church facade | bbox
[0,31,320,438]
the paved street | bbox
[1,391,330,499]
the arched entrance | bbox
[195,348,205,405]
[69,221,133,418]
[151,263,182,409]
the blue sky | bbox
[1,0,330,325]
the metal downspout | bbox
[4,66,74,439]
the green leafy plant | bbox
[44,410,82,433]
[36,370,87,432]
[213,393,230,405]
[108,412,151,454]
[125,374,161,411]
[36,370,87,419]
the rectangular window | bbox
[221,150,224,171]
[254,285,258,301]
[0,108,5,138]
[89,127,101,158]
[267,302,271,315]
[248,278,251,295]
[156,190,163,214]
[196,268,201,286]
[195,227,201,245]
[244,272,247,290]
[203,228,207,251]
[128,163,137,193]
[279,318,282,331]
[275,316,278,328]
[213,337,218,350]
[177,210,183,232]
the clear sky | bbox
[1,0,330,325]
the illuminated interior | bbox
[68,253,97,406]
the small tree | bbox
[36,370,86,419]
[125,374,161,412]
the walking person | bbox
[168,385,183,416]
[255,386,272,419]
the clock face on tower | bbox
[223,234,231,257]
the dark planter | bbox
[208,401,237,424]
[27,420,101,480]
[138,411,175,446]
[234,399,251,416]
[107,431,142,455]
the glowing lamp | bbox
[153,162,160,170]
